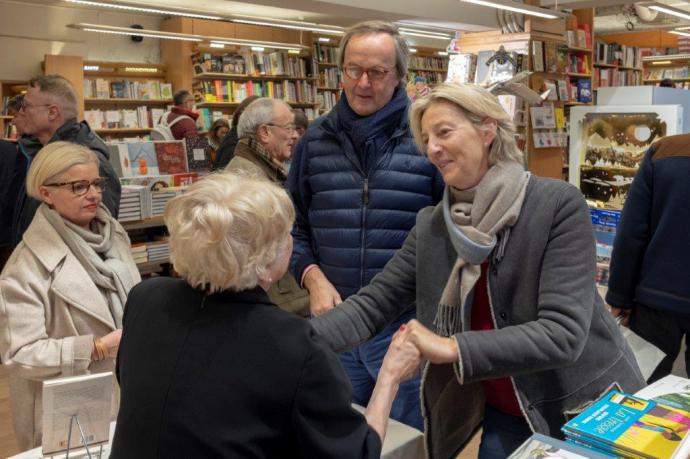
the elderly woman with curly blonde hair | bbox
[311,83,645,458]
[111,172,420,458]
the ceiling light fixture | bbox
[64,0,222,20]
[409,48,418,53]
[70,23,204,41]
[398,27,453,40]
[209,40,306,51]
[459,0,568,19]
[83,65,100,71]
[230,16,344,35]
[650,60,673,65]
[649,3,690,21]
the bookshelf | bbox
[642,55,690,86]
[191,45,319,127]
[408,49,449,85]
[593,42,643,90]
[81,61,173,139]
[313,37,341,115]
[0,80,26,140]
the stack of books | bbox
[130,243,148,264]
[146,238,170,263]
[150,188,182,217]
[562,389,690,458]
[118,185,147,222]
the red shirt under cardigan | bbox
[470,263,523,417]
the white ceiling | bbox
[25,0,690,39]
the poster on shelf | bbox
[568,105,683,209]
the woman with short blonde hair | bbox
[112,172,420,458]
[0,141,140,449]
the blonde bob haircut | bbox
[409,83,524,166]
[165,172,295,293]
[26,141,99,200]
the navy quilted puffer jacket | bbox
[287,89,444,299]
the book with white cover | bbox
[41,372,113,455]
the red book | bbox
[154,141,188,174]
[172,172,200,186]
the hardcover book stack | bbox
[118,185,147,222]
[146,237,170,263]
[130,243,148,264]
[150,187,183,217]
[562,390,690,458]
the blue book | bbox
[562,391,690,458]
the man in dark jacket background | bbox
[287,20,444,430]
[10,74,120,245]
[608,134,690,383]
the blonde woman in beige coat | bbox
[0,141,140,450]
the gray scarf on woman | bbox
[434,161,530,337]
[39,204,137,328]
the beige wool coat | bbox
[0,209,140,450]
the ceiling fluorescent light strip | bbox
[230,16,344,35]
[650,60,673,65]
[65,0,222,20]
[670,30,690,38]
[82,27,203,41]
[400,30,452,40]
[209,40,305,51]
[649,3,690,21]
[459,0,568,19]
[398,27,452,39]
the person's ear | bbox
[47,105,60,122]
[481,118,498,147]
[256,125,271,144]
[38,185,55,206]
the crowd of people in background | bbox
[0,18,688,459]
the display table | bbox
[10,408,424,459]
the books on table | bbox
[509,432,609,458]
[562,390,690,459]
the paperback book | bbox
[562,391,690,459]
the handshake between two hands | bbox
[380,320,460,384]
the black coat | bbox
[111,277,381,458]
[212,126,238,170]
[0,140,20,246]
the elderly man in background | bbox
[165,89,199,140]
[287,21,444,430]
[226,98,309,316]
[11,75,120,246]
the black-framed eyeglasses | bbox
[19,99,52,112]
[342,65,393,82]
[265,122,297,132]
[45,178,107,196]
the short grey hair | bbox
[28,75,78,120]
[338,20,410,89]
[237,98,290,138]
[165,172,295,293]
[410,83,524,165]
[26,142,98,199]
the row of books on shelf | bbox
[537,77,592,104]
[195,79,316,104]
[2,95,14,115]
[3,122,17,139]
[408,70,446,85]
[84,78,172,101]
[317,91,338,112]
[192,50,313,78]
[130,238,170,265]
[595,41,643,69]
[313,43,337,64]
[644,67,690,80]
[594,68,642,88]
[409,56,448,71]
[107,138,212,178]
[85,107,165,130]
[318,67,342,88]
[565,23,592,49]
[119,182,189,222]
[510,376,690,459]
[532,41,571,74]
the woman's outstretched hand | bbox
[379,326,422,384]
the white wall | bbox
[0,0,162,81]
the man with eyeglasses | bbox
[9,75,120,247]
[287,21,444,431]
[225,97,309,317]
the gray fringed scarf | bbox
[39,204,137,328]
[434,161,530,337]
